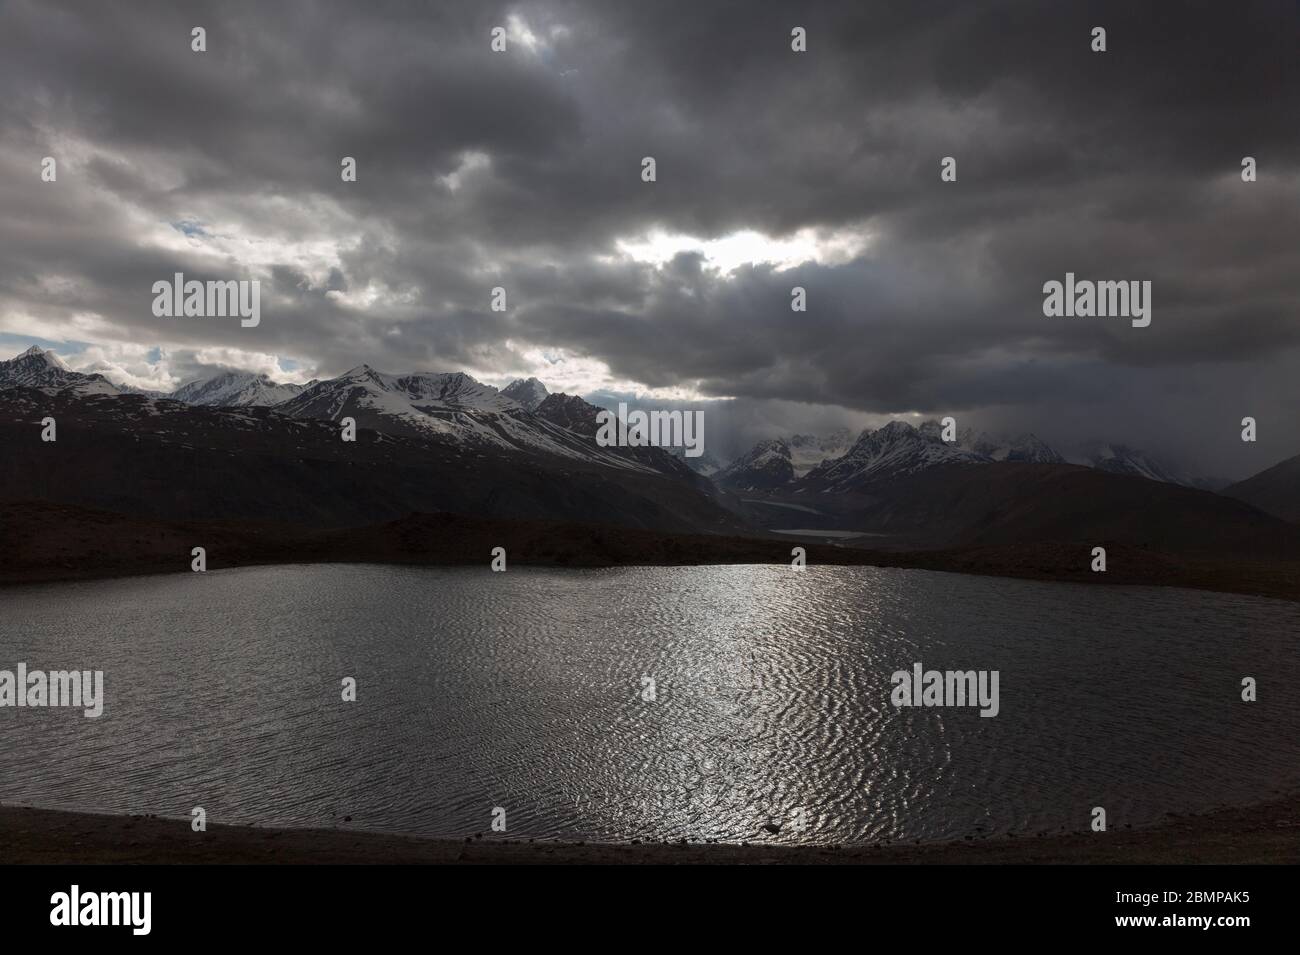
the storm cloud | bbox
[1,0,1297,477]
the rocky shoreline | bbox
[3,797,1299,865]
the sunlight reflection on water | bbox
[2,563,1297,844]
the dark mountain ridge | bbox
[0,387,741,533]
[1224,452,1300,523]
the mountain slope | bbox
[1068,441,1225,490]
[1223,453,1300,523]
[798,421,988,492]
[0,347,123,397]
[1079,442,1182,483]
[832,461,1300,557]
[665,444,726,476]
[277,369,683,475]
[532,393,714,483]
[787,429,855,476]
[500,377,549,411]
[0,386,746,534]
[172,370,307,407]
[716,429,857,490]
[715,439,796,491]
[922,423,1064,464]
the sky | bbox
[0,0,1297,477]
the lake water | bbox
[2,563,1298,845]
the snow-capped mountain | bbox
[1073,442,1225,491]
[967,429,1063,464]
[500,377,550,411]
[1081,442,1179,483]
[0,384,741,534]
[716,429,854,490]
[279,365,517,425]
[171,370,310,407]
[388,370,520,413]
[276,366,688,477]
[530,393,706,481]
[721,416,1220,495]
[715,439,796,490]
[1,346,1224,494]
[115,384,168,398]
[786,429,855,477]
[798,421,989,492]
[0,346,124,397]
[916,421,1065,464]
[532,392,595,430]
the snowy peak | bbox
[917,421,1065,464]
[716,438,795,491]
[721,417,1212,495]
[19,345,65,368]
[527,394,705,480]
[172,370,306,407]
[717,428,854,490]
[0,347,122,396]
[1078,442,1182,484]
[534,392,601,433]
[1075,442,1226,490]
[799,420,987,492]
[980,431,1063,464]
[339,363,378,380]
[301,366,516,413]
[501,377,550,412]
[785,428,855,477]
[275,375,684,478]
[393,371,517,412]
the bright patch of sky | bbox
[607,225,873,274]
[481,345,724,402]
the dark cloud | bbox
[0,0,1297,477]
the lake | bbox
[2,563,1297,845]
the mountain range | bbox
[714,421,1153,496]
[0,349,1227,489]
[0,347,1294,533]
[171,370,314,407]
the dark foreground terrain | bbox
[2,797,1298,864]
[3,500,1300,602]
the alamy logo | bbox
[1042,272,1151,327]
[50,885,151,935]
[151,272,261,327]
[890,662,999,717]
[595,403,704,458]
[0,664,104,718]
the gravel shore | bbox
[3,798,1298,864]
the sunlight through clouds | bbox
[609,225,874,274]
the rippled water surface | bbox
[2,564,1298,844]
